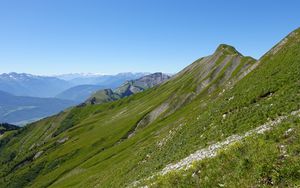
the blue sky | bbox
[0,0,299,75]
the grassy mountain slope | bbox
[0,28,300,188]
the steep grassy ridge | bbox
[0,28,299,188]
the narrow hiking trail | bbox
[131,109,300,187]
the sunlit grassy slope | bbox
[0,28,300,188]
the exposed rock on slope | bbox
[134,44,257,130]
[88,89,120,105]
[131,110,300,187]
[86,72,170,105]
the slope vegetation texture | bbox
[0,28,300,188]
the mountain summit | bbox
[215,44,242,55]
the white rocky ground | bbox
[131,109,300,187]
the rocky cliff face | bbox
[86,72,170,105]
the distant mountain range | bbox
[58,72,150,87]
[0,72,72,98]
[55,72,150,102]
[0,72,166,125]
[0,72,150,99]
[55,73,104,81]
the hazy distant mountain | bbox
[0,72,73,98]
[0,72,149,99]
[57,72,150,87]
[0,72,154,123]
[54,72,151,102]
[55,73,103,81]
[56,84,105,102]
[0,90,76,125]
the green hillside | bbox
[0,28,299,188]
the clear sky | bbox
[0,0,299,75]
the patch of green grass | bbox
[151,117,300,188]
